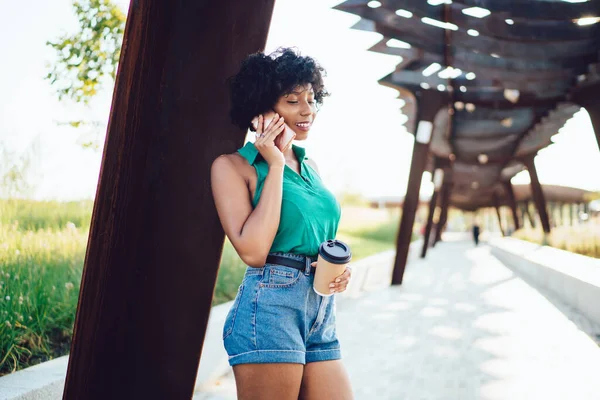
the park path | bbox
[194,240,600,399]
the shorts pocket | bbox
[264,265,302,288]
[223,284,244,340]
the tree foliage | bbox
[0,141,40,199]
[46,0,126,104]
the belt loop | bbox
[304,256,311,276]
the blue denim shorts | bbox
[222,252,342,366]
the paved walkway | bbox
[195,240,600,399]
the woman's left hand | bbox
[311,263,352,294]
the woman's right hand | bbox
[254,114,286,168]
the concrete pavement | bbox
[195,241,600,399]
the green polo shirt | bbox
[237,141,341,257]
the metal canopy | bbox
[335,0,600,211]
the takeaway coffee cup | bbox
[313,239,352,297]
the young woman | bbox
[210,48,354,399]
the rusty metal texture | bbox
[63,0,276,398]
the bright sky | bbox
[1,0,599,201]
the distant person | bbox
[211,48,353,399]
[472,223,480,246]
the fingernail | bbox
[335,278,341,283]
[329,284,335,288]
[330,289,335,293]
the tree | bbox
[0,141,40,199]
[45,0,126,105]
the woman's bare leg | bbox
[299,360,353,400]
[233,363,304,400]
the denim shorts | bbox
[222,252,342,366]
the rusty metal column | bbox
[392,90,448,285]
[433,169,452,247]
[517,202,526,227]
[503,181,520,231]
[421,167,443,258]
[524,201,536,228]
[573,81,600,152]
[62,1,276,399]
[524,156,551,234]
[493,194,506,237]
[570,203,575,226]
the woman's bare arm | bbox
[211,155,285,267]
[211,114,286,267]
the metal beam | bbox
[453,0,600,20]
[421,165,443,258]
[379,74,567,109]
[381,71,569,103]
[433,170,453,246]
[368,38,595,72]
[573,82,600,153]
[62,1,276,398]
[337,0,600,20]
[524,156,551,234]
[524,201,536,228]
[421,189,439,258]
[393,90,449,285]
[493,194,506,237]
[504,181,520,231]
[348,11,598,60]
[374,0,600,41]
[570,203,575,226]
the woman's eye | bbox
[287,101,298,104]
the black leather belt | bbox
[266,254,318,274]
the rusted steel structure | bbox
[335,0,600,284]
[63,0,276,398]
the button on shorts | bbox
[222,253,342,366]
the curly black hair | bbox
[228,47,330,131]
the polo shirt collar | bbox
[241,141,306,165]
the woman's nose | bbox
[300,101,313,116]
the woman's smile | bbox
[294,121,312,132]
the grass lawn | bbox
[0,200,90,375]
[0,200,404,375]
